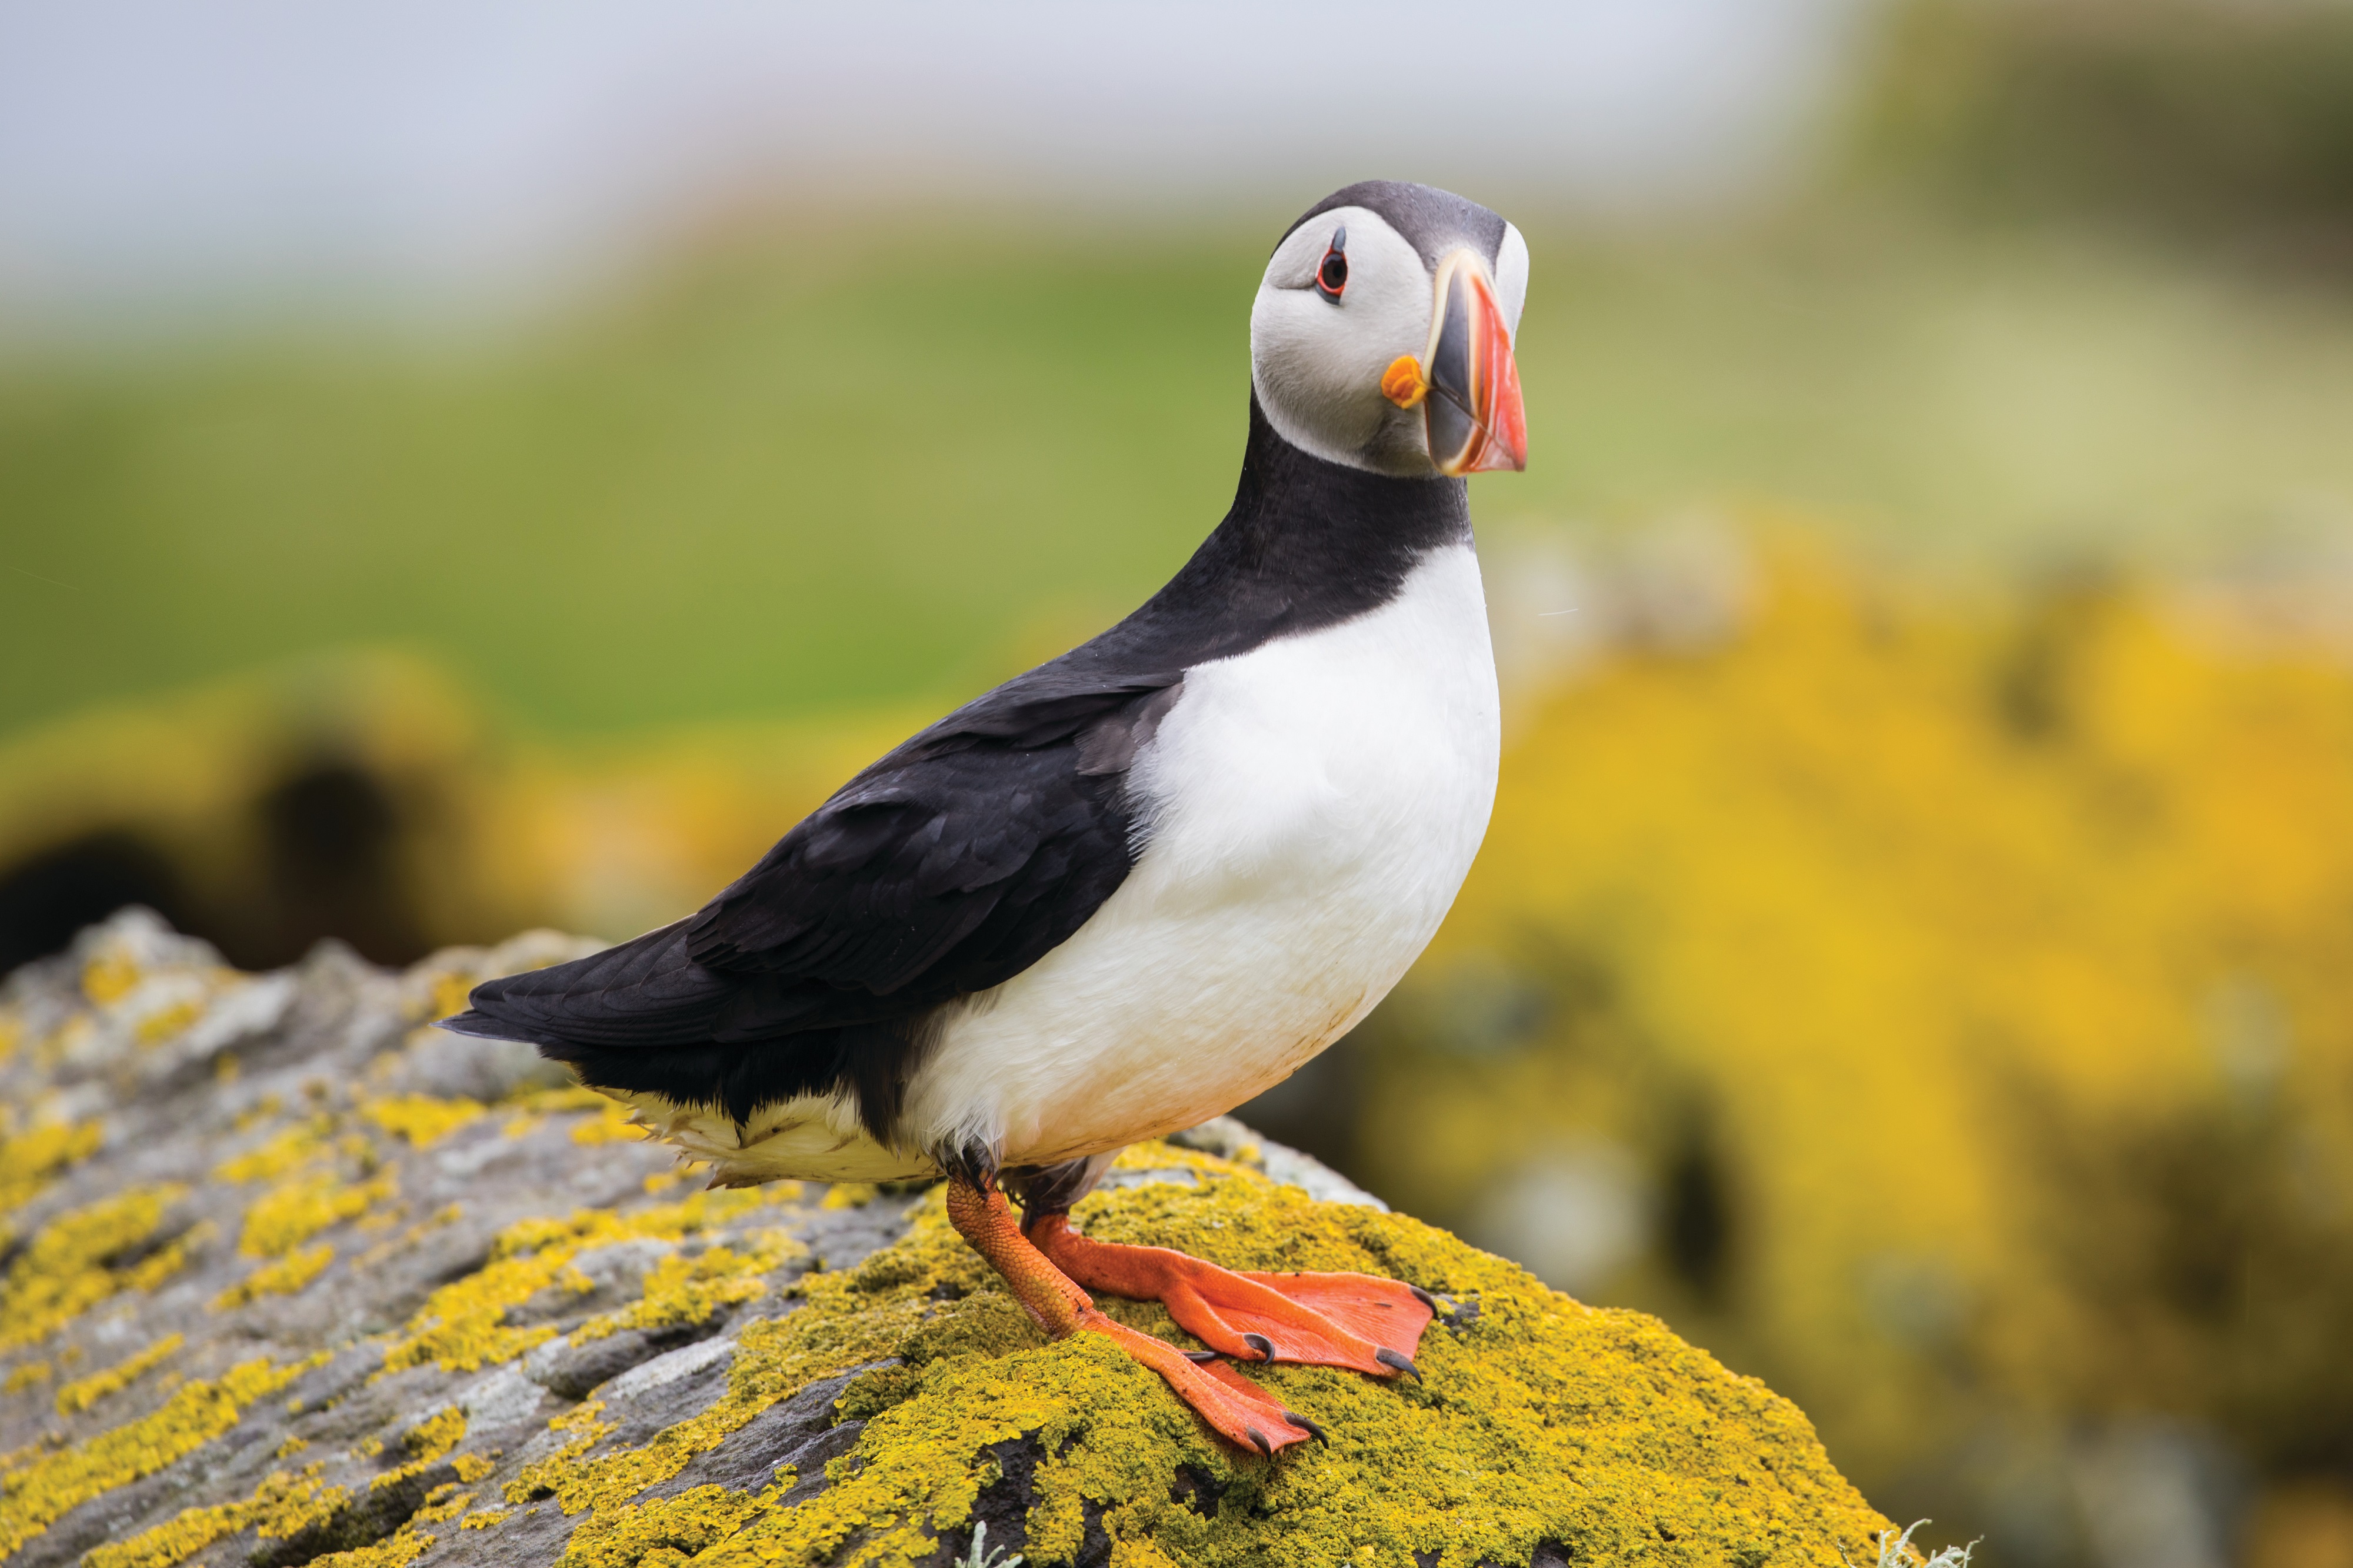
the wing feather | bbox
[457,672,1184,1074]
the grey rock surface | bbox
[0,909,1376,1568]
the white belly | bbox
[909,541,1499,1168]
[639,542,1499,1185]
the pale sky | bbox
[0,0,1860,322]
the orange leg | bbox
[944,1178,1315,1455]
[1024,1212,1432,1377]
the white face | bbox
[1251,206,1529,476]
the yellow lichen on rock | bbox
[886,1176,1869,1565]
[1108,1142,1238,1180]
[82,1493,253,1568]
[0,1353,320,1557]
[53,1332,182,1415]
[510,1400,618,1509]
[0,1184,186,1350]
[573,1238,808,1345]
[499,1219,1013,1559]
[415,1482,477,1524]
[0,1115,104,1216]
[215,1119,334,1183]
[489,1155,1887,1568]
[210,1112,398,1293]
[305,1525,438,1568]
[428,971,479,1026]
[361,1093,487,1148]
[574,1099,652,1146]
[381,1188,772,1374]
[506,1086,615,1116]
[238,1173,396,1259]
[212,1243,336,1309]
[559,1484,779,1568]
[78,1462,366,1568]
[133,997,205,1047]
[372,1408,468,1493]
[80,952,142,1008]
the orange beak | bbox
[1414,248,1526,476]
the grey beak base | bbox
[1422,264,1479,471]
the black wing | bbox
[443,669,1183,1133]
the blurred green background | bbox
[8,3,2353,1566]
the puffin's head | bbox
[1251,180,1528,479]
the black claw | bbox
[1243,1333,1275,1362]
[1283,1410,1328,1444]
[1408,1285,1438,1312]
[1376,1347,1422,1382]
[1246,1425,1274,1456]
[1182,1349,1219,1364]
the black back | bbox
[448,387,1470,1156]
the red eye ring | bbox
[1316,225,1348,301]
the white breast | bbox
[904,541,1501,1169]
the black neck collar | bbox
[1094,395,1470,669]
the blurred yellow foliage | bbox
[0,652,923,973]
[1333,536,2353,1542]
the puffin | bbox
[444,179,1528,1454]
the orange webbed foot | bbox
[1078,1310,1318,1454]
[944,1178,1318,1454]
[1028,1214,1434,1377]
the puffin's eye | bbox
[1315,226,1348,301]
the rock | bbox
[1159,1117,1387,1210]
[1,910,1895,1567]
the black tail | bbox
[436,920,929,1133]
[439,920,737,1052]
